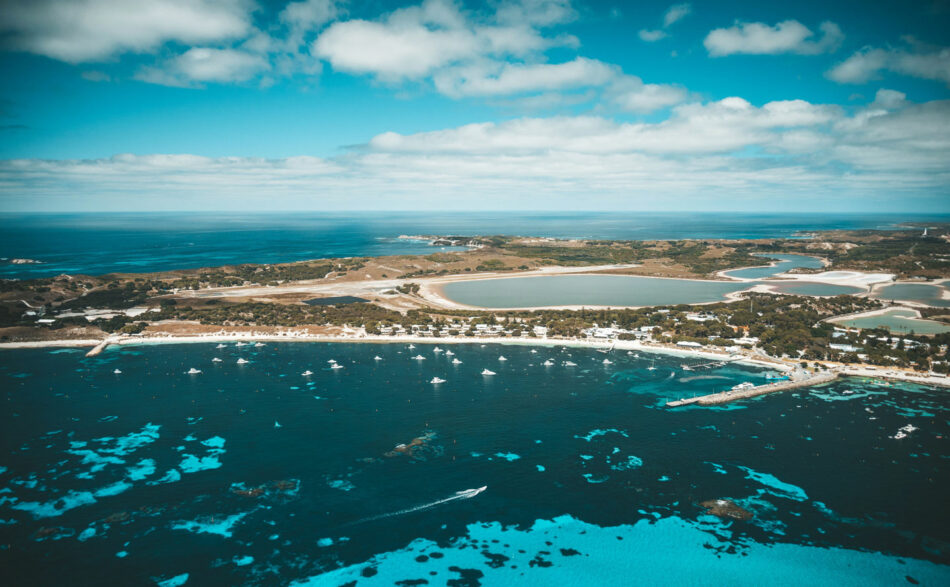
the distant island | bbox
[2,226,949,395]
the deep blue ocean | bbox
[1,212,944,279]
[1,342,948,585]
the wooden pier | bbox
[666,371,840,407]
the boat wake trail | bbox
[353,486,487,524]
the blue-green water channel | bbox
[1,342,948,585]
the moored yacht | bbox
[430,377,446,384]
[236,358,249,364]
[302,370,314,376]
[186,367,202,375]
[481,368,496,375]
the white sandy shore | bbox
[0,331,783,369]
[4,332,947,388]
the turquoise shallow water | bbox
[1,342,948,585]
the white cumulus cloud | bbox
[704,20,843,57]
[827,44,950,85]
[663,3,692,28]
[136,48,269,87]
[0,0,253,63]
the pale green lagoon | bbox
[833,308,950,334]
[765,282,864,297]
[440,254,855,309]
[874,283,950,308]
[441,274,751,308]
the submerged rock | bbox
[231,486,265,498]
[700,499,753,521]
[102,511,130,524]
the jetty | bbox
[85,337,118,357]
[666,371,840,407]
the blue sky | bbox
[0,0,948,212]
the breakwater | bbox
[666,371,840,407]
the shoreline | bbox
[4,331,948,389]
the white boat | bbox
[445,350,455,356]
[452,358,462,364]
[254,342,265,347]
[216,343,226,349]
[564,361,577,367]
[413,354,426,360]
[328,359,337,364]
[236,358,249,364]
[235,342,246,347]
[113,368,122,374]
[498,356,507,361]
[647,360,656,371]
[430,377,446,384]
[457,485,488,497]
[481,368,496,375]
[331,364,343,370]
[602,358,613,365]
[530,349,538,354]
[891,424,918,439]
[408,344,416,349]
[433,347,443,353]
[374,356,383,361]
[543,360,554,366]
[302,370,314,376]
[186,368,202,375]
[212,357,222,362]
